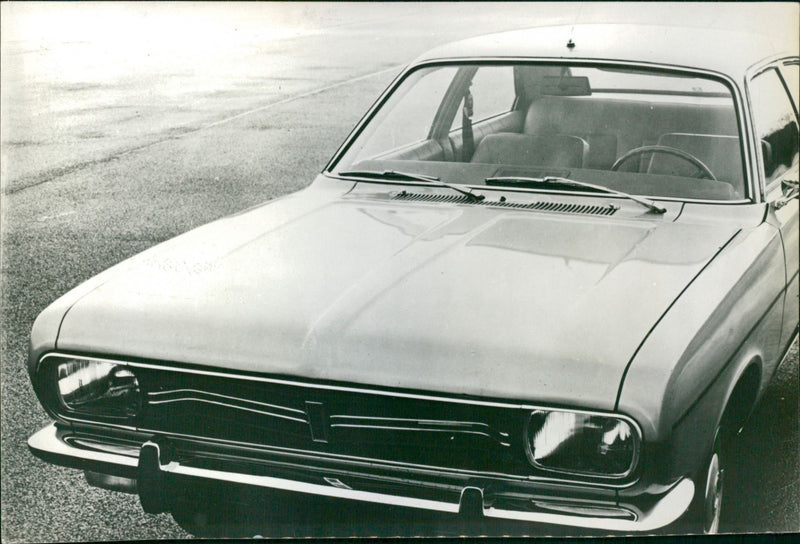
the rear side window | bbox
[749,68,800,184]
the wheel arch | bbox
[718,358,762,437]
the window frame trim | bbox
[778,60,799,117]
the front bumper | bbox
[29,423,694,532]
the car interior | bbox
[339,64,761,201]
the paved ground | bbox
[1,4,798,542]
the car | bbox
[27,23,798,536]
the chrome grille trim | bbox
[329,415,511,447]
[146,389,308,423]
[329,424,511,447]
[148,389,306,414]
[146,397,308,424]
[38,353,644,489]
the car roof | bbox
[413,24,796,80]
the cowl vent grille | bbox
[392,191,618,216]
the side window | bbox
[353,66,458,160]
[780,62,799,114]
[451,66,515,130]
[749,68,800,185]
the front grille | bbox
[391,191,618,216]
[134,365,533,476]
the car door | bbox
[749,61,800,353]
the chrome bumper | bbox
[29,423,694,532]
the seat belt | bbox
[461,87,474,162]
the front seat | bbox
[647,133,744,184]
[471,133,589,168]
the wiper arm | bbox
[485,175,666,214]
[339,169,485,202]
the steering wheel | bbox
[611,145,716,180]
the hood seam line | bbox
[613,228,742,413]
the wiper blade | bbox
[485,175,666,214]
[339,169,484,202]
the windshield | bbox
[331,63,747,202]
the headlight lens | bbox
[55,359,141,419]
[525,410,638,478]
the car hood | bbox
[55,185,740,409]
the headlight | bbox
[55,359,141,419]
[524,409,639,478]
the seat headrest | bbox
[471,133,588,168]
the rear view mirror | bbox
[538,76,591,96]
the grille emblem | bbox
[305,401,330,443]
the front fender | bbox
[617,218,785,476]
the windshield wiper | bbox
[339,169,485,202]
[485,175,666,214]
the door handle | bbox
[775,180,799,209]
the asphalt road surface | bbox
[2,4,798,542]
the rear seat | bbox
[471,133,588,168]
[523,97,740,170]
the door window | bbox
[780,62,799,114]
[352,66,458,159]
[451,66,515,130]
[749,68,800,185]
